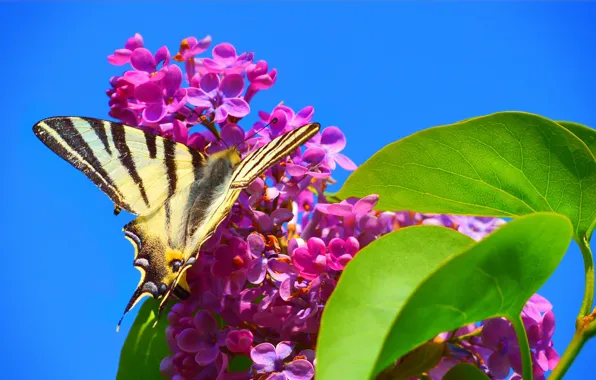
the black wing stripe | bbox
[234,123,320,183]
[145,132,158,159]
[253,126,307,170]
[34,120,125,207]
[163,139,178,197]
[234,132,284,178]
[110,122,151,208]
[247,131,292,171]
[83,117,113,156]
[190,148,205,176]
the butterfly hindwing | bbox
[155,123,321,317]
[33,117,205,216]
[118,184,196,325]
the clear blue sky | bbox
[3,2,595,379]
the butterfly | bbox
[33,117,320,328]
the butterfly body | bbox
[33,116,319,325]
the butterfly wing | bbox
[154,122,321,318]
[230,122,322,188]
[33,117,205,216]
[35,117,320,325]
[117,183,197,328]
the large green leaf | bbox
[375,341,445,380]
[336,112,596,238]
[117,299,172,380]
[316,213,572,380]
[557,120,596,158]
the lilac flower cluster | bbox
[107,34,558,380]
[425,294,558,380]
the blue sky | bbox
[3,2,596,379]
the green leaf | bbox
[316,213,572,380]
[117,299,172,380]
[557,120,596,158]
[376,341,446,380]
[336,111,596,238]
[443,363,490,380]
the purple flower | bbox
[176,311,225,366]
[531,311,559,372]
[251,342,314,380]
[316,194,379,238]
[174,36,212,61]
[211,237,251,278]
[202,43,254,74]
[123,46,171,86]
[291,237,328,280]
[327,237,359,270]
[254,208,295,233]
[523,293,552,322]
[135,64,187,123]
[395,211,424,227]
[254,105,315,145]
[108,33,144,66]
[173,35,212,80]
[158,119,205,150]
[225,329,254,354]
[295,190,314,213]
[247,233,269,284]
[245,60,278,103]
[451,216,506,241]
[307,126,357,171]
[522,294,559,373]
[421,214,456,228]
[107,76,140,126]
[286,146,331,179]
[206,123,247,154]
[481,318,523,378]
[187,73,250,123]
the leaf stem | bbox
[576,236,594,326]
[510,316,532,380]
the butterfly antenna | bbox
[221,134,230,149]
[235,100,282,149]
[238,117,279,149]
[182,105,222,141]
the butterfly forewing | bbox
[33,117,205,216]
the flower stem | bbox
[550,236,596,379]
[549,330,587,379]
[576,236,595,327]
[510,315,533,380]
[451,326,482,342]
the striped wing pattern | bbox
[33,117,205,216]
[231,122,322,188]
[34,117,320,325]
[158,123,321,317]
